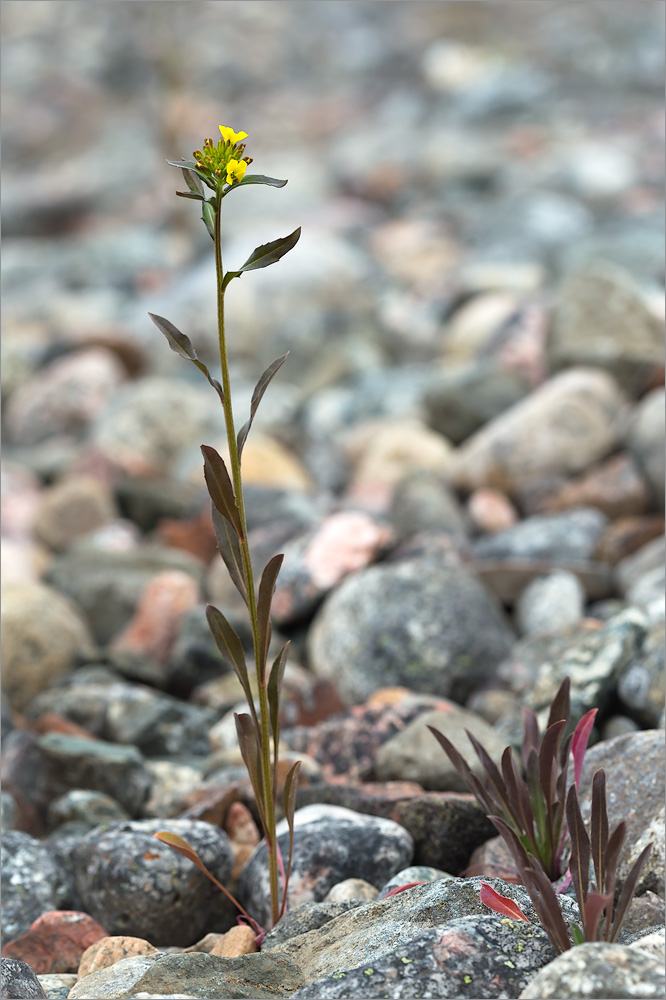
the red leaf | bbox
[479,881,530,922]
[572,708,597,788]
[384,882,428,898]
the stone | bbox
[578,730,665,897]
[1,911,107,975]
[140,761,206,820]
[45,543,205,646]
[78,936,160,979]
[423,360,531,444]
[617,621,665,727]
[262,902,365,951]
[110,570,200,672]
[207,925,258,958]
[238,804,414,929]
[615,536,665,609]
[471,507,608,564]
[1,832,68,946]
[467,487,519,533]
[628,929,666,963]
[69,951,305,1000]
[549,263,664,396]
[46,790,129,832]
[389,471,469,541]
[597,515,665,565]
[1,958,47,999]
[376,865,454,900]
[441,292,523,362]
[518,941,665,999]
[451,368,628,501]
[1,582,95,712]
[32,732,153,817]
[307,559,514,705]
[291,914,555,999]
[515,571,586,636]
[72,819,234,946]
[626,387,665,509]
[270,511,392,626]
[542,452,650,519]
[35,973,77,999]
[4,348,125,447]
[324,880,378,903]
[615,891,665,938]
[374,703,508,791]
[230,433,313,492]
[32,476,117,552]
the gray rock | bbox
[0,582,95,712]
[617,620,665,726]
[238,805,414,930]
[626,387,665,509]
[1,958,48,999]
[516,570,586,636]
[262,901,364,950]
[34,732,153,816]
[376,865,454,900]
[423,360,531,444]
[549,263,664,396]
[35,973,77,1000]
[32,476,117,552]
[628,928,666,963]
[45,543,205,646]
[73,818,234,946]
[1,832,68,946]
[374,705,508,791]
[291,914,556,999]
[451,368,628,501]
[308,559,514,705]
[472,507,608,564]
[518,941,665,999]
[389,470,469,540]
[1,791,18,833]
[324,879,378,903]
[46,789,130,831]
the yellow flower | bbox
[226,158,248,185]
[219,125,248,145]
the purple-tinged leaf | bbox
[572,708,598,788]
[256,554,284,680]
[555,868,572,895]
[490,815,532,873]
[610,842,653,943]
[236,353,289,457]
[590,769,609,892]
[211,506,248,606]
[428,726,495,816]
[479,882,530,922]
[237,227,301,273]
[522,866,572,953]
[547,677,571,730]
[603,820,627,937]
[501,748,539,855]
[566,784,590,906]
[235,713,266,825]
[201,445,242,534]
[521,707,540,765]
[267,642,290,765]
[539,720,566,814]
[583,890,612,942]
[206,605,256,725]
[279,760,301,920]
[148,313,223,400]
[466,731,514,818]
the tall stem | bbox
[213,198,280,927]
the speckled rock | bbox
[78,935,159,979]
[578,730,665,897]
[238,805,414,929]
[471,507,608,565]
[617,620,665,726]
[1,833,68,946]
[1,582,95,712]
[72,819,234,946]
[69,951,305,1000]
[376,865,454,900]
[308,559,514,705]
[32,476,117,552]
[262,902,365,951]
[1,911,107,976]
[541,452,651,519]
[35,973,77,999]
[324,880,378,904]
[515,570,586,636]
[374,703,508,791]
[46,790,129,832]
[32,733,153,817]
[423,359,531,444]
[389,470,469,541]
[1,958,47,999]
[291,914,555,999]
[626,387,665,509]
[518,941,665,999]
[451,368,628,501]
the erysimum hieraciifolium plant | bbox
[149,125,302,941]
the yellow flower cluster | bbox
[192,125,251,186]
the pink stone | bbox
[303,511,392,589]
[110,570,199,662]
[467,488,519,534]
[1,911,107,975]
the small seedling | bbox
[150,125,302,937]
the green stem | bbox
[213,198,280,928]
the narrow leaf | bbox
[521,708,541,768]
[176,190,206,201]
[237,353,289,457]
[547,677,571,731]
[206,605,256,726]
[583,890,613,943]
[211,507,248,606]
[153,832,254,922]
[566,785,590,909]
[590,769,609,892]
[490,815,532,873]
[522,866,572,953]
[279,760,302,919]
[235,713,266,823]
[256,554,283,678]
[182,167,204,196]
[148,313,223,400]
[572,708,598,788]
[238,227,301,272]
[201,445,242,534]
[166,158,216,190]
[467,731,514,819]
[428,726,495,816]
[267,642,290,764]
[603,820,627,937]
[229,173,288,190]
[501,748,539,856]
[202,200,216,239]
[538,719,567,859]
[479,882,530,922]
[609,842,653,942]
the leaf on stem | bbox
[467,730,514,820]
[148,313,223,400]
[235,713,266,824]
[201,445,242,534]
[583,890,613,943]
[279,760,301,920]
[166,158,217,190]
[427,726,496,816]
[227,173,289,190]
[267,642,290,758]
[609,842,653,943]
[547,677,571,730]
[479,881,530,922]
[236,353,289,457]
[522,866,572,953]
[590,769,609,891]
[182,167,204,196]
[571,708,598,788]
[257,554,284,675]
[238,227,301,272]
[206,605,256,723]
[201,201,216,240]
[211,507,248,606]
[521,708,541,769]
[153,831,253,921]
[566,784,590,907]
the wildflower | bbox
[190,126,250,189]
[226,158,248,185]
[219,125,248,144]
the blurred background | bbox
[2,0,664,582]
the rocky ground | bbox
[1,2,665,999]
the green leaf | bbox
[201,445,242,534]
[210,507,248,606]
[148,313,223,400]
[237,354,289,457]
[256,554,284,677]
[228,173,288,190]
[167,158,216,190]
[206,605,256,723]
[267,642,290,759]
[182,167,204,196]
[176,190,206,201]
[238,227,301,272]
[202,201,216,240]
[571,924,585,946]
[235,713,266,824]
